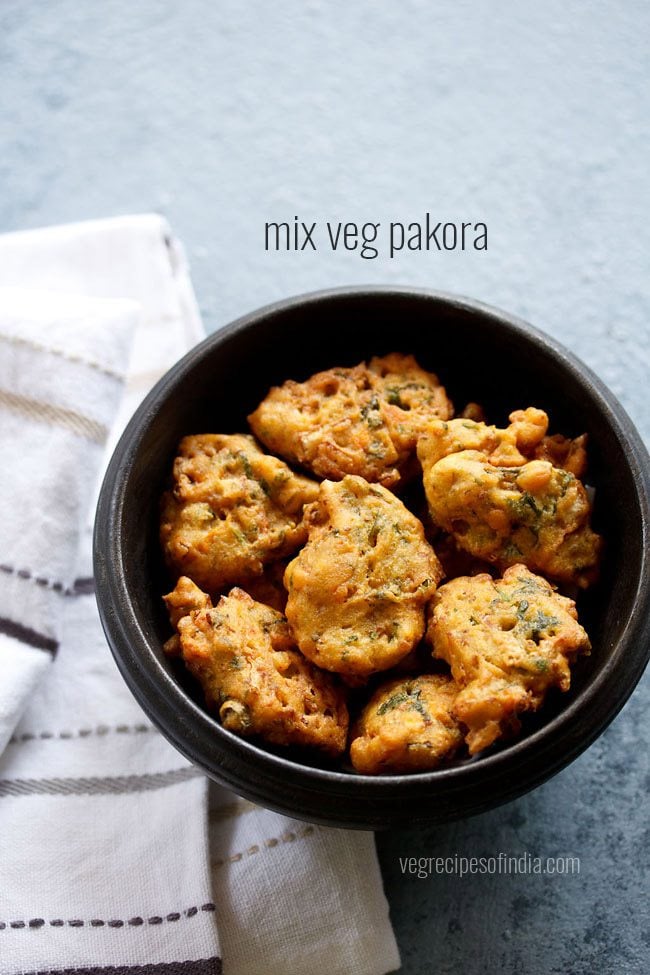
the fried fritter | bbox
[160,433,319,592]
[241,558,289,613]
[532,432,588,477]
[164,579,348,756]
[349,674,464,774]
[248,353,453,488]
[420,450,602,588]
[164,573,212,628]
[162,573,213,656]
[418,407,587,477]
[284,475,443,680]
[427,566,591,754]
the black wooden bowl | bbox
[94,287,650,829]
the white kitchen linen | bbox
[208,786,403,975]
[0,215,400,975]
[0,286,137,755]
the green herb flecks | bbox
[368,514,384,546]
[237,451,254,480]
[386,387,405,407]
[503,541,523,560]
[507,491,543,522]
[361,395,383,429]
[532,610,559,632]
[516,599,529,621]
[230,526,248,545]
[499,467,524,481]
[377,686,429,720]
[377,691,409,714]
[522,609,560,644]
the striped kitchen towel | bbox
[0,215,400,975]
[0,285,137,755]
[0,218,221,974]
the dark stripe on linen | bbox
[0,564,95,597]
[0,616,58,654]
[21,960,222,975]
[0,766,202,798]
[1,904,218,936]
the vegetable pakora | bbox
[158,355,604,776]
[350,674,464,774]
[417,407,587,476]
[427,565,591,754]
[164,578,349,756]
[419,449,602,588]
[160,433,318,592]
[284,475,442,680]
[249,353,453,488]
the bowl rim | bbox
[94,286,650,815]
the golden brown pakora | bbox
[349,674,464,774]
[427,565,591,754]
[419,449,602,588]
[248,353,453,488]
[418,407,587,477]
[164,578,349,756]
[162,573,213,656]
[284,475,443,680]
[163,573,212,628]
[160,433,318,592]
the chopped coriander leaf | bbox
[532,610,559,631]
[386,388,404,407]
[507,492,542,521]
[377,691,409,714]
[377,687,430,719]
[361,395,383,428]
[237,452,254,480]
[516,599,529,621]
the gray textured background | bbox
[1,2,648,972]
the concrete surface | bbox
[1,2,648,972]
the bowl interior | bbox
[99,289,649,823]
